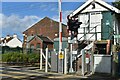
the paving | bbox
[0,65,120,80]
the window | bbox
[36,43,40,49]
[30,44,34,49]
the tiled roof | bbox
[37,35,53,43]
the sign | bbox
[59,52,64,59]
[72,51,77,54]
[114,35,120,38]
[86,53,90,64]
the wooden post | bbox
[45,48,48,72]
[40,48,42,70]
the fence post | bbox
[40,48,42,70]
[69,43,74,73]
[45,48,48,72]
[81,49,85,76]
[64,48,67,74]
[91,51,94,74]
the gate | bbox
[94,54,112,73]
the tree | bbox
[113,1,120,20]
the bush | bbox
[28,53,39,63]
[2,52,40,64]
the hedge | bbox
[2,52,40,63]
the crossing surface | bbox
[0,65,120,80]
[0,66,51,80]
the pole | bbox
[64,48,67,74]
[69,43,74,73]
[45,48,48,72]
[58,0,63,73]
[58,0,62,52]
[40,48,42,70]
[81,49,85,76]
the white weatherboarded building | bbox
[1,34,22,48]
[69,0,120,42]
[68,0,120,74]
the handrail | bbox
[78,25,98,41]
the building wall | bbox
[28,37,43,49]
[28,36,53,50]
[77,10,115,41]
[101,11,114,40]
[23,17,68,41]
[6,37,22,48]
[78,11,102,41]
[23,17,68,49]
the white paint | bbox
[69,0,120,17]
[78,12,102,41]
[81,2,108,13]
[40,48,43,70]
[45,48,48,72]
[6,37,22,48]
[64,48,67,74]
[72,51,77,54]
[94,54,112,73]
[84,41,94,50]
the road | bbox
[0,65,120,80]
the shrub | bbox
[2,52,40,64]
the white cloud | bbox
[1,13,40,36]
[39,4,57,12]
[52,10,73,24]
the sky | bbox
[1,0,115,41]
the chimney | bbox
[13,34,17,38]
[0,37,4,40]
[6,35,10,39]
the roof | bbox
[27,36,35,42]
[23,17,68,40]
[27,35,53,43]
[0,37,13,44]
[54,37,68,41]
[69,0,120,17]
[37,35,53,43]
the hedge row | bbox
[2,52,40,63]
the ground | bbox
[0,64,120,80]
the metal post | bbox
[45,48,48,72]
[91,51,94,74]
[58,0,63,73]
[81,49,85,76]
[40,48,42,70]
[64,48,67,74]
[69,43,74,73]
[58,0,62,52]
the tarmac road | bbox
[0,65,120,80]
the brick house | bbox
[23,17,68,50]
[27,35,53,50]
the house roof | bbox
[27,36,35,42]
[69,0,120,17]
[27,35,53,43]
[37,35,53,43]
[0,37,13,44]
